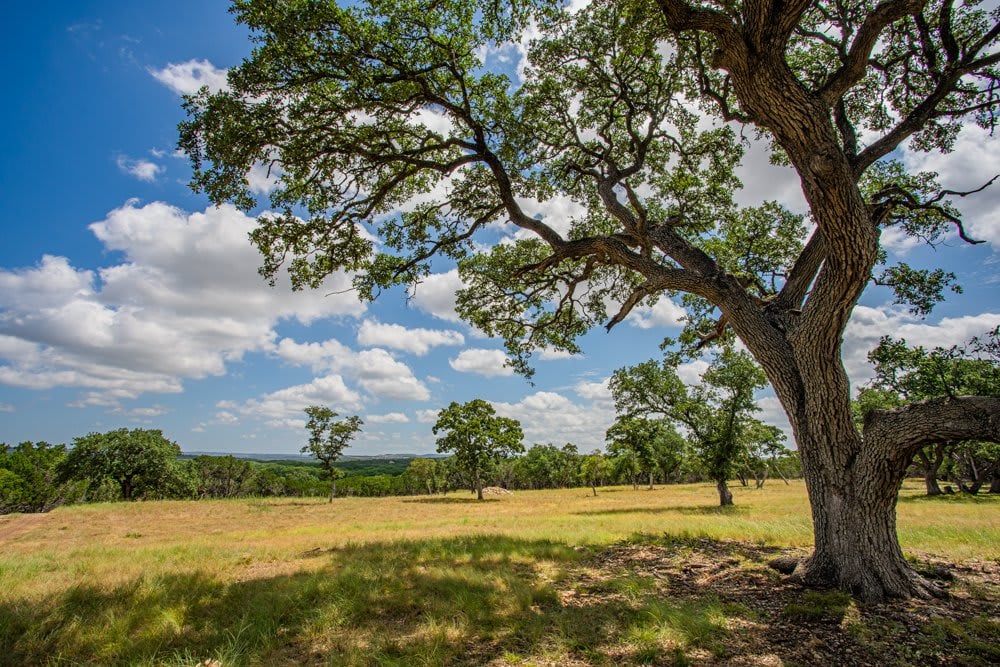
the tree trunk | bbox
[917,445,946,496]
[755,465,768,489]
[329,477,336,503]
[716,479,733,506]
[648,470,654,490]
[771,456,790,485]
[990,473,1000,494]
[475,470,483,500]
[784,400,935,602]
[591,483,597,497]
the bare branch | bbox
[695,314,730,350]
[605,280,669,332]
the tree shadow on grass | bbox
[0,534,735,666]
[896,491,1000,504]
[401,496,502,504]
[574,504,747,517]
[673,504,750,515]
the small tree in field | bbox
[612,348,769,506]
[605,417,684,490]
[579,451,610,496]
[302,406,362,502]
[433,399,524,500]
[406,457,440,495]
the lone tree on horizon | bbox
[433,399,524,500]
[181,0,1000,600]
[302,405,362,502]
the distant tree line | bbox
[8,328,996,514]
[18,328,999,512]
[1,427,803,513]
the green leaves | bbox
[610,347,770,485]
[59,429,186,501]
[181,0,998,388]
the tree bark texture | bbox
[716,479,733,506]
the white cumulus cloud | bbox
[408,269,464,322]
[415,408,439,423]
[449,349,513,376]
[628,297,687,329]
[902,123,1000,248]
[115,155,164,182]
[357,319,464,355]
[367,412,410,424]
[273,339,430,402]
[842,305,1000,391]
[0,202,364,407]
[236,375,364,425]
[492,389,616,451]
[149,59,228,96]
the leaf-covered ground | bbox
[564,536,1000,666]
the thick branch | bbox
[863,396,1000,461]
[654,0,735,35]
[771,228,825,312]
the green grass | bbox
[781,590,854,623]
[0,480,996,665]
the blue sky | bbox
[1,1,998,456]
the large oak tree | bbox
[181,0,1000,600]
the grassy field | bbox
[1,480,997,665]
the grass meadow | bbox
[1,480,997,665]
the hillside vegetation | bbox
[1,481,997,665]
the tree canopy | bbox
[181,0,1000,600]
[59,429,186,501]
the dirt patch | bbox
[561,537,1000,666]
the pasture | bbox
[1,480,997,665]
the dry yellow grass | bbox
[1,479,995,590]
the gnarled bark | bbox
[776,393,1000,601]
